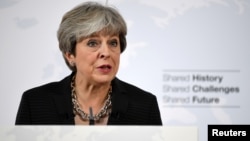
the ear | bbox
[64,52,75,64]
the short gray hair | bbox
[57,1,127,71]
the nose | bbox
[99,43,110,59]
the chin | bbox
[94,76,114,84]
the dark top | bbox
[15,73,162,125]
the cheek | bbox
[77,51,96,63]
[113,54,120,67]
[113,52,120,61]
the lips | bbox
[97,64,112,73]
[98,64,112,69]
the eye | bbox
[87,39,99,47]
[109,39,118,47]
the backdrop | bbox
[1,0,249,141]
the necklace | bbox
[71,75,112,121]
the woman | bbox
[15,1,162,125]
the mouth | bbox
[98,64,112,69]
[97,64,112,74]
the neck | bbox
[73,75,111,115]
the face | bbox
[65,32,121,84]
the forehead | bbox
[78,27,120,42]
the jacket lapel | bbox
[52,74,75,124]
[108,77,128,124]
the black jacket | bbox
[15,73,162,125]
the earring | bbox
[70,61,75,66]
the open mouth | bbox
[98,64,112,73]
[99,65,112,69]
[98,65,112,70]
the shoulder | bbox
[113,77,157,100]
[22,74,71,98]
